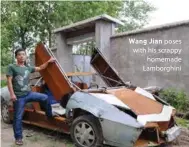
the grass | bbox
[175,117,189,128]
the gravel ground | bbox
[166,128,189,147]
[1,120,189,147]
[1,120,74,147]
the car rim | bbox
[2,104,9,121]
[74,122,95,147]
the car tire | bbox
[1,101,11,124]
[71,115,103,147]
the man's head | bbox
[15,49,27,63]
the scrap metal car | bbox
[1,43,181,147]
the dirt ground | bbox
[167,128,189,147]
[1,121,74,147]
[1,120,189,147]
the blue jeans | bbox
[13,92,52,140]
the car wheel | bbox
[1,101,11,124]
[71,115,103,147]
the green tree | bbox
[1,2,16,65]
[118,0,155,32]
[1,1,154,66]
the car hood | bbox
[90,87,173,125]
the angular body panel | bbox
[90,49,126,87]
[35,43,74,100]
[107,88,163,115]
[66,91,143,147]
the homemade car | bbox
[1,43,181,147]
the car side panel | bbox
[66,91,143,147]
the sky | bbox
[145,0,189,27]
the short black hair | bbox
[15,49,26,57]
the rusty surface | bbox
[145,122,159,128]
[134,138,150,147]
[90,48,126,87]
[9,107,69,133]
[74,82,88,89]
[22,110,69,133]
[134,138,164,147]
[35,43,74,101]
[30,72,94,80]
[144,121,171,132]
[157,121,170,131]
[31,86,43,92]
[134,127,165,147]
[107,88,163,115]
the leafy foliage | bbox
[118,0,155,32]
[1,1,154,66]
[73,41,95,55]
[175,117,189,128]
[1,80,7,88]
[159,88,189,112]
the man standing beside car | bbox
[6,48,55,145]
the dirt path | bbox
[1,120,189,147]
[167,128,189,147]
[1,121,74,147]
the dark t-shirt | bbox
[6,64,35,97]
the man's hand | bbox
[10,94,17,102]
[48,57,56,63]
[35,57,56,72]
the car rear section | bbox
[95,87,180,147]
[89,48,181,146]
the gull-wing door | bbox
[35,43,74,101]
[90,48,126,87]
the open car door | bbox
[90,48,126,87]
[35,43,74,101]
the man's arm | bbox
[35,57,55,72]
[7,76,17,101]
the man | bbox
[6,48,55,145]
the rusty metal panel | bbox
[22,110,69,134]
[90,48,126,87]
[35,43,74,100]
[107,88,163,115]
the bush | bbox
[175,117,189,128]
[1,80,7,88]
[159,88,189,112]
[1,66,7,74]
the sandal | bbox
[15,139,23,146]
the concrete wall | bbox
[110,23,189,92]
[55,32,73,72]
[95,20,115,62]
[72,54,92,85]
